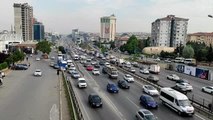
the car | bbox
[94,64,100,68]
[92,69,100,75]
[88,94,103,108]
[117,80,130,89]
[128,67,136,73]
[143,85,159,96]
[68,69,77,74]
[91,61,97,65]
[77,78,87,88]
[176,79,189,84]
[68,66,76,71]
[140,67,149,74]
[71,71,80,79]
[164,58,172,63]
[86,65,94,71]
[0,71,5,77]
[107,83,119,93]
[135,109,157,120]
[80,60,86,64]
[132,62,139,67]
[36,57,40,61]
[154,58,160,62]
[202,86,213,94]
[104,62,110,67]
[176,82,193,91]
[99,61,105,65]
[51,56,55,60]
[147,75,159,83]
[53,64,59,69]
[13,64,28,70]
[50,62,54,67]
[84,62,90,67]
[123,74,134,83]
[167,74,180,81]
[139,94,158,109]
[34,69,42,76]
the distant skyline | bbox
[1,0,213,34]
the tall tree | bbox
[182,45,194,58]
[36,41,51,54]
[206,44,213,64]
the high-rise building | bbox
[100,14,116,42]
[14,3,33,41]
[151,15,189,47]
[34,21,44,41]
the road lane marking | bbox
[126,97,140,109]
[50,104,59,120]
[195,114,206,120]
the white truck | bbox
[149,65,160,74]
[102,66,118,79]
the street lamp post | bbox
[208,14,213,112]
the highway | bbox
[0,52,60,120]
[63,39,209,120]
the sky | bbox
[0,0,213,34]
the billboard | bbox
[196,68,209,80]
[176,64,185,73]
[184,65,196,76]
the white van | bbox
[174,57,185,63]
[160,87,194,116]
[184,58,196,65]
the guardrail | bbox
[112,64,213,119]
[62,71,84,120]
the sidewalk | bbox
[61,76,71,120]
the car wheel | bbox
[202,88,204,92]
[178,111,182,116]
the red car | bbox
[86,65,94,71]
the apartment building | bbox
[187,32,213,46]
[14,3,33,41]
[151,15,189,47]
[100,14,116,42]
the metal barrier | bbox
[62,71,84,120]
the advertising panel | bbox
[196,68,209,80]
[176,64,185,73]
[184,65,196,76]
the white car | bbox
[128,68,136,73]
[140,68,149,74]
[68,69,77,74]
[167,74,180,81]
[142,85,159,96]
[92,69,100,75]
[202,86,213,94]
[124,74,134,83]
[91,61,97,65]
[34,69,42,76]
[77,78,87,88]
[69,66,76,71]
[36,57,40,61]
[0,71,5,77]
[176,82,193,91]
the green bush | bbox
[0,62,8,70]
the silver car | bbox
[135,109,157,120]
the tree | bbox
[182,45,194,58]
[36,41,51,54]
[58,46,66,54]
[206,44,213,64]
[196,48,208,61]
[110,41,115,49]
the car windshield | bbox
[178,100,191,107]
[146,96,155,102]
[79,80,86,83]
[36,70,41,72]
[144,114,156,120]
[93,96,101,102]
[147,86,155,90]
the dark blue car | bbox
[140,94,158,109]
[107,83,119,93]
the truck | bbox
[58,60,67,71]
[149,65,160,74]
[102,65,118,79]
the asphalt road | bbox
[0,52,59,120]
[64,45,207,120]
